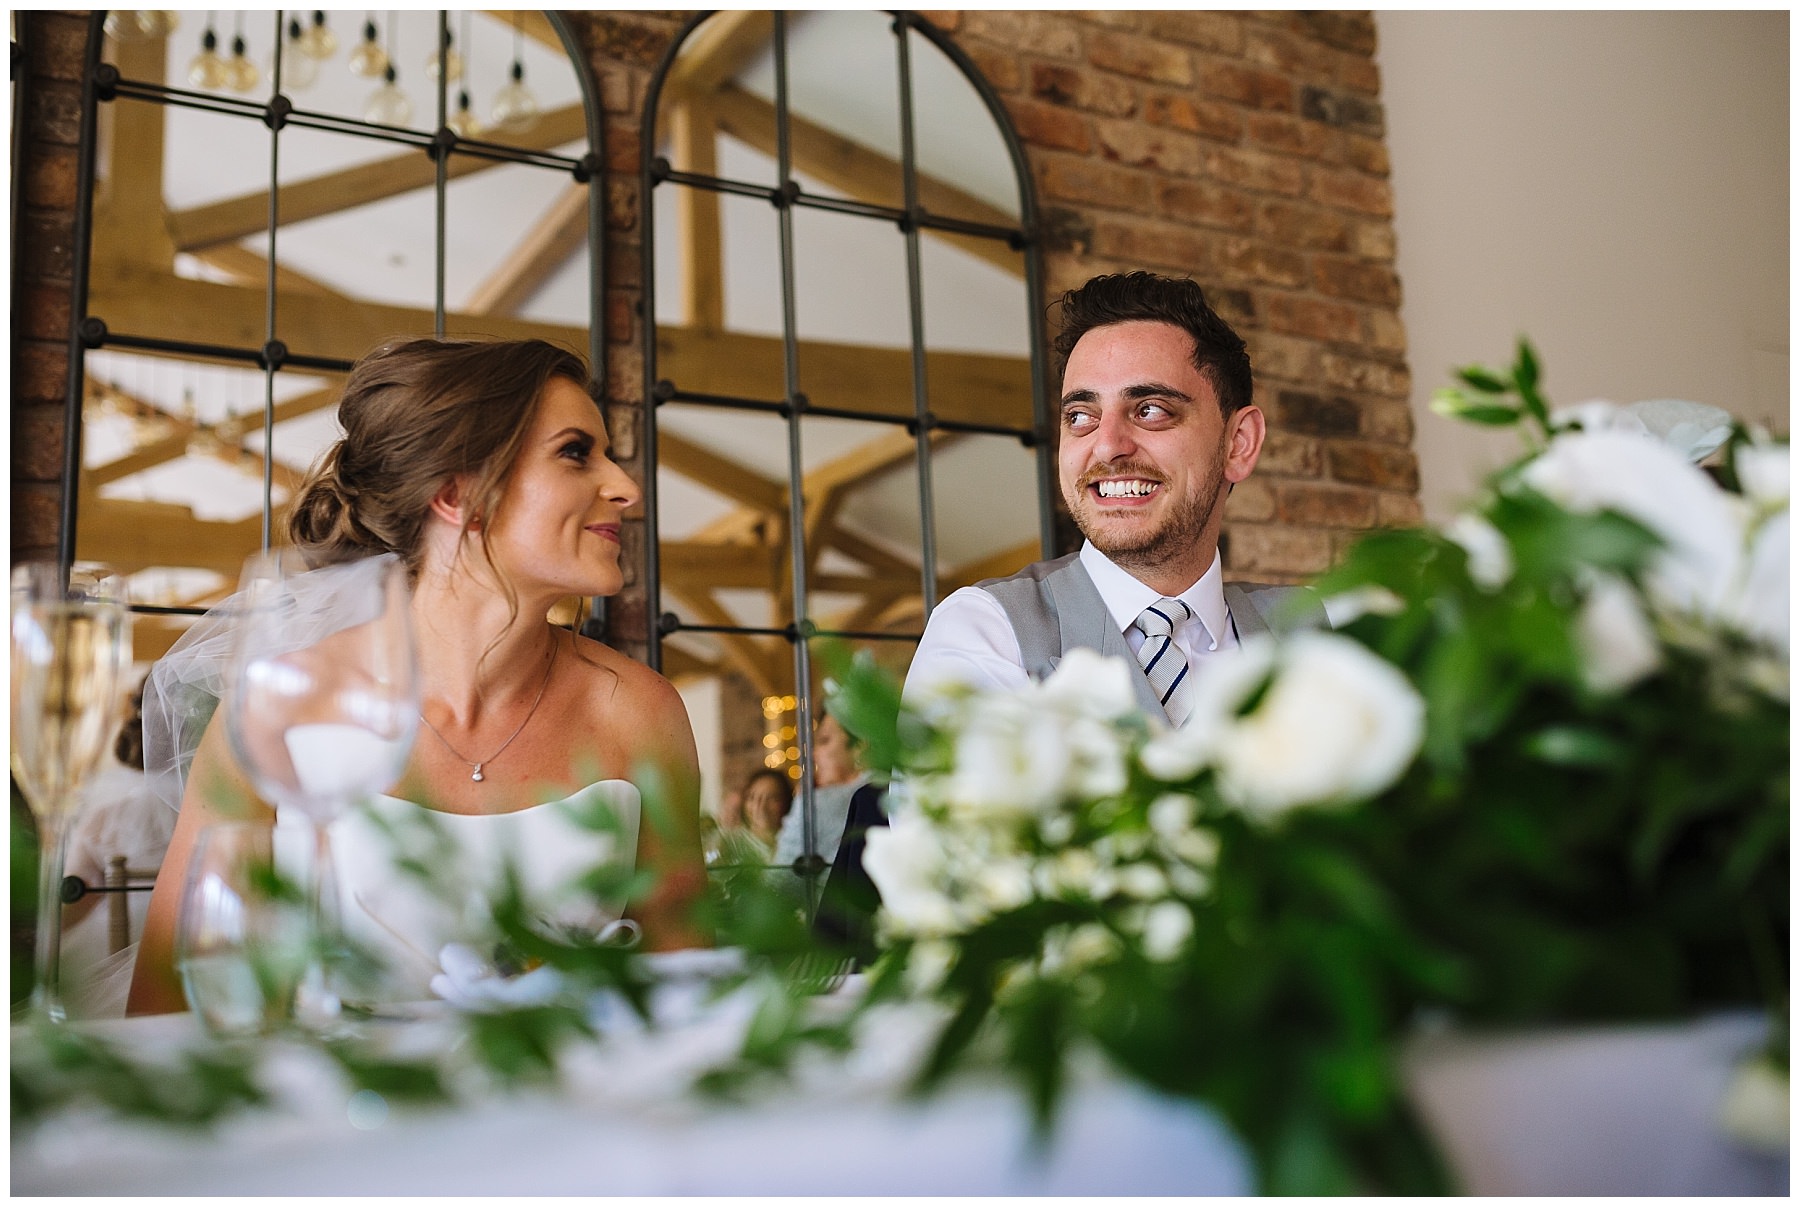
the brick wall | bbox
[12,12,90,565]
[10,9,1417,608]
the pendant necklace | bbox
[420,637,557,782]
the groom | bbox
[904,271,1323,724]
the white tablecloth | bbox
[13,993,1253,1196]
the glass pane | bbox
[907,26,1023,226]
[657,11,779,188]
[792,207,913,421]
[920,239,1035,433]
[654,190,788,403]
[689,656,802,881]
[926,431,1042,592]
[443,152,592,340]
[800,413,928,638]
[782,10,904,212]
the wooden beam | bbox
[657,430,786,514]
[89,264,587,365]
[464,183,590,316]
[662,11,775,101]
[657,325,1031,429]
[83,379,316,494]
[95,36,175,266]
[665,585,785,696]
[483,11,564,52]
[669,97,724,331]
[75,497,264,577]
[165,104,587,253]
[711,85,1023,277]
[660,540,775,591]
[188,244,338,298]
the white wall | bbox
[1378,11,1789,520]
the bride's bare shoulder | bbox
[567,631,689,718]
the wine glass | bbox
[224,549,419,1022]
[174,820,308,1037]
[10,561,133,1021]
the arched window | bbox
[641,12,1050,897]
[67,11,603,661]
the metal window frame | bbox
[62,10,606,600]
[639,10,1052,896]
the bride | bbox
[127,338,708,1015]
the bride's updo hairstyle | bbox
[288,337,590,578]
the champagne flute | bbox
[223,549,419,1022]
[10,561,132,1021]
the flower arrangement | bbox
[840,342,1789,1193]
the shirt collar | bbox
[1079,541,1230,651]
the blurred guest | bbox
[741,768,794,853]
[773,714,869,874]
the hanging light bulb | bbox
[348,17,388,77]
[447,87,482,139]
[491,60,539,133]
[299,11,338,60]
[272,17,320,91]
[365,63,413,127]
[187,24,228,89]
[135,11,179,39]
[226,31,261,92]
[105,12,151,42]
[426,24,463,83]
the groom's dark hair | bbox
[1052,271,1252,417]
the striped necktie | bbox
[1132,597,1193,724]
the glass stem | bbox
[31,815,72,1022]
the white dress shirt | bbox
[903,542,1238,710]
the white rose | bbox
[1063,923,1119,971]
[945,696,1074,815]
[1064,714,1130,799]
[1735,442,1789,511]
[1443,512,1514,590]
[1140,902,1193,962]
[1521,429,1746,621]
[903,939,956,996]
[1167,862,1210,899]
[1050,847,1100,897]
[1728,508,1789,654]
[973,858,1035,913]
[1037,647,1140,720]
[1179,635,1278,738]
[1321,585,1407,627]
[1212,633,1425,818]
[1118,862,1168,900]
[1147,792,1197,838]
[1574,573,1662,693]
[1625,398,1734,463]
[1140,724,1216,781]
[864,815,959,938]
[1169,828,1221,870]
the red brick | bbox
[1008,98,1093,153]
[1376,492,1424,528]
[1198,61,1295,111]
[965,43,1023,93]
[1313,256,1401,307]
[1090,217,1215,276]
[1037,154,1155,213]
[1094,117,1202,175]
[18,341,65,405]
[917,11,962,33]
[1246,113,1330,159]
[605,121,642,175]
[1246,27,1338,81]
[1205,146,1304,196]
[1031,63,1138,116]
[23,142,78,210]
[604,291,635,345]
[1352,221,1397,262]
[1293,12,1376,56]
[1142,12,1243,55]
[1299,85,1385,137]
[604,399,640,460]
[591,14,674,68]
[1255,199,1350,251]
[1142,91,1239,142]
[1214,238,1308,289]
[1275,389,1361,438]
[1338,55,1381,98]
[1308,166,1394,217]
[13,484,63,558]
[1328,442,1420,492]
[25,13,91,83]
[1262,293,1363,344]
[1277,481,1377,528]
[1223,475,1275,523]
[1342,132,1391,177]
[1088,30,1193,86]
[1318,351,1410,399]
[13,403,66,482]
[25,79,82,146]
[964,12,1082,59]
[1367,310,1407,355]
[17,282,72,342]
[605,178,638,232]
[598,66,637,115]
[1226,522,1332,576]
[1359,398,1415,446]
[1256,429,1323,477]
[1156,179,1254,233]
[1245,333,1316,383]
[1078,10,1142,31]
[604,340,644,405]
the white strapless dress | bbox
[280,780,642,1003]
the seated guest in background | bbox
[772,714,867,873]
[905,271,1324,726]
[129,338,708,1015]
[739,768,793,855]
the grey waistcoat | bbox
[978,552,1328,717]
